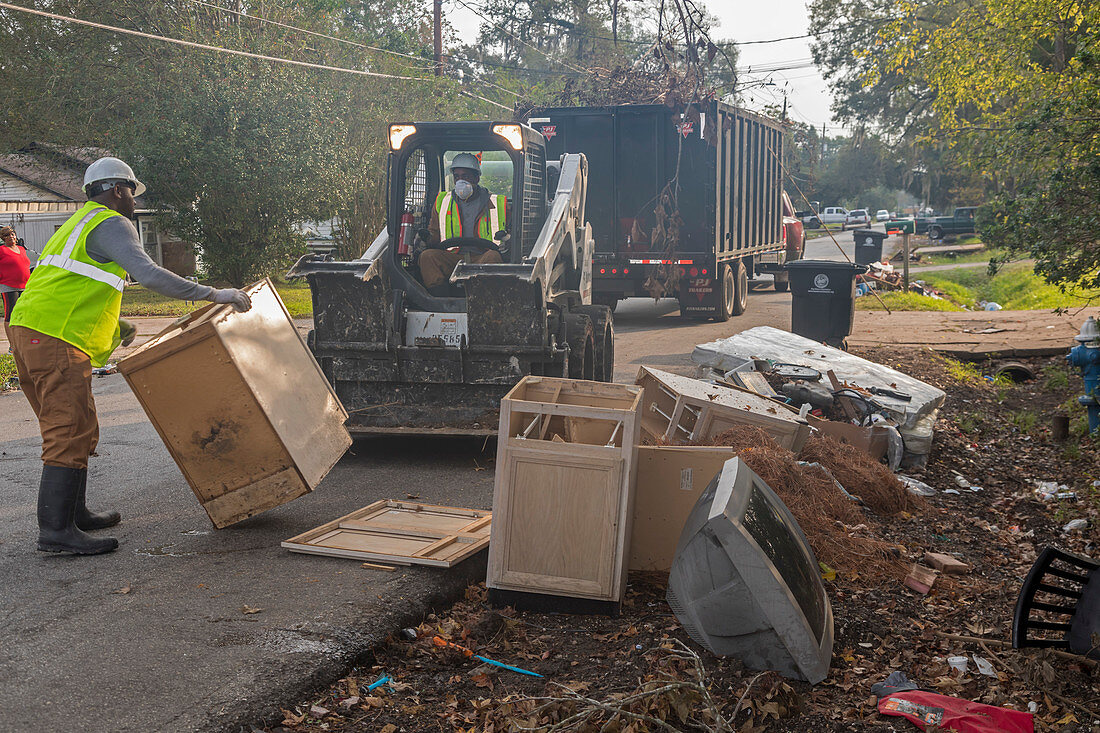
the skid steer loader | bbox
[288,121,613,435]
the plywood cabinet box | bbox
[119,278,352,528]
[487,377,643,615]
[629,445,738,572]
[635,367,811,452]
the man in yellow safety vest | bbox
[9,157,252,556]
[418,152,508,296]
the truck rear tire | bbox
[716,260,748,320]
[565,313,595,381]
[574,305,614,382]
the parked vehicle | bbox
[817,207,848,226]
[875,209,891,222]
[531,102,794,320]
[777,191,805,293]
[927,207,978,240]
[846,209,870,226]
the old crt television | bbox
[666,457,834,683]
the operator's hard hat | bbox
[449,153,481,175]
[84,157,146,197]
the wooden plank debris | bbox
[924,552,971,575]
[905,563,939,594]
[283,500,490,568]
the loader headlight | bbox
[389,124,417,150]
[492,124,524,151]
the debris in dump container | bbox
[781,380,833,410]
[1063,519,1089,533]
[899,475,936,497]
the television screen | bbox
[666,457,834,683]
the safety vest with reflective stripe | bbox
[435,191,507,241]
[10,202,129,367]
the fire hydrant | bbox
[1067,316,1100,434]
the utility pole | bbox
[433,0,443,76]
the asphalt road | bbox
[0,228,883,731]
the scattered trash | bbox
[972,655,996,677]
[905,564,938,594]
[875,680,1034,732]
[947,655,969,674]
[1027,701,1038,713]
[899,475,936,497]
[924,552,970,575]
[980,301,1003,311]
[366,675,391,691]
[1063,518,1088,533]
[399,628,418,641]
[92,363,117,376]
[870,670,919,698]
[432,636,543,677]
[1033,481,1076,500]
[943,488,961,495]
[953,475,970,489]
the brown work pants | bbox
[419,248,502,288]
[10,326,98,469]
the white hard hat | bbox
[449,153,481,175]
[84,157,146,197]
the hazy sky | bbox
[444,0,843,132]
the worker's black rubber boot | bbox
[37,465,118,555]
[74,468,121,531]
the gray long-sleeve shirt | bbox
[85,217,214,301]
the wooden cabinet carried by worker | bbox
[487,377,643,615]
[119,278,352,528]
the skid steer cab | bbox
[289,120,614,435]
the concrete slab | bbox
[849,309,1084,358]
[0,376,493,732]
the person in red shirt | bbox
[0,225,31,346]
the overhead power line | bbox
[450,0,592,76]
[0,1,427,80]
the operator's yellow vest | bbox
[11,202,128,367]
[435,191,507,240]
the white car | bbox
[846,209,870,226]
[875,209,891,222]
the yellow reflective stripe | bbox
[59,206,107,258]
[37,254,126,292]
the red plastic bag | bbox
[877,690,1033,733]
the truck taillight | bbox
[599,268,606,274]
[690,267,698,277]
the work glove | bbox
[209,288,252,313]
[118,318,137,347]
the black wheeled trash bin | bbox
[853,228,888,265]
[784,260,868,348]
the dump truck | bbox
[288,121,611,435]
[528,102,793,320]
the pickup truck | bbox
[927,207,978,240]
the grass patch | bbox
[121,279,313,318]
[916,246,1001,267]
[928,262,1100,310]
[941,355,986,384]
[919,278,978,309]
[1010,410,1039,433]
[1044,365,1071,391]
[856,291,963,311]
[0,353,16,383]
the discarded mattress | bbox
[692,327,945,463]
